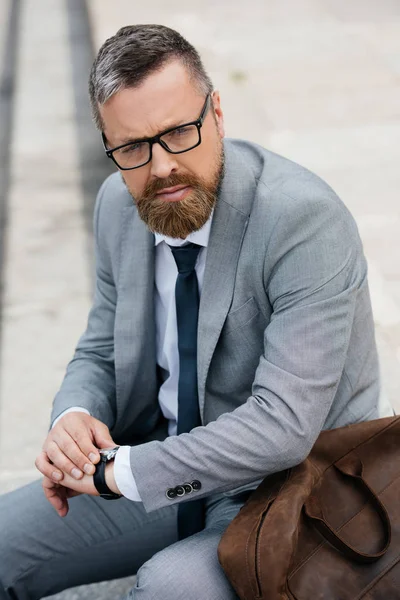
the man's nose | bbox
[150,142,179,179]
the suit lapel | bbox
[197,140,257,418]
[115,205,155,417]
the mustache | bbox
[141,173,204,199]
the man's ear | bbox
[211,90,225,138]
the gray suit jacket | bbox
[51,138,393,513]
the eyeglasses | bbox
[102,94,211,171]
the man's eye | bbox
[121,143,142,154]
[171,127,191,136]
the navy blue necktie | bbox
[169,242,205,540]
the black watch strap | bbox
[93,458,122,500]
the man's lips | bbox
[155,185,191,202]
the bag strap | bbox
[304,455,391,564]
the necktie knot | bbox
[168,242,202,275]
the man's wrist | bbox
[104,460,122,495]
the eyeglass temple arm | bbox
[199,93,212,124]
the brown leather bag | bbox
[217,415,400,599]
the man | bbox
[0,24,393,600]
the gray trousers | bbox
[0,479,247,600]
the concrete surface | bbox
[0,0,400,598]
[0,0,91,484]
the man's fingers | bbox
[35,450,64,482]
[92,422,116,450]
[45,439,85,479]
[42,478,82,517]
[51,415,101,469]
[46,434,96,478]
[42,477,69,517]
[67,424,100,465]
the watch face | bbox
[99,446,119,460]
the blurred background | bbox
[0,0,400,596]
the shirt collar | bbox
[154,208,214,248]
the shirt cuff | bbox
[51,407,90,428]
[114,445,142,502]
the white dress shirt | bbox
[52,209,214,501]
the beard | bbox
[127,142,225,239]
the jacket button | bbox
[175,486,185,497]
[191,480,201,491]
[166,488,177,500]
[183,483,193,494]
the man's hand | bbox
[42,469,99,517]
[42,460,121,517]
[35,412,116,484]
[42,477,83,517]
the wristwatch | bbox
[93,446,123,500]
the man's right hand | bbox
[35,412,116,483]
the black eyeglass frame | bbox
[102,93,212,171]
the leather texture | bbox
[217,415,400,600]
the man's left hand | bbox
[42,461,121,517]
[58,469,100,496]
[42,476,87,517]
[55,455,121,496]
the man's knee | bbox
[131,532,237,600]
[133,549,203,600]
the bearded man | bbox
[0,24,394,600]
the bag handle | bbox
[304,455,391,564]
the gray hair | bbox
[89,24,214,130]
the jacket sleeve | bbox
[128,190,371,513]
[50,176,117,430]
